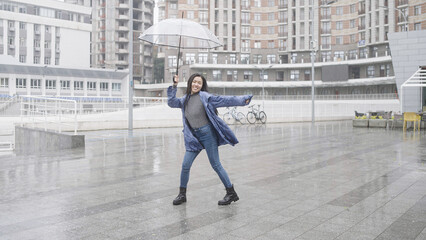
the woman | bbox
[167,73,252,205]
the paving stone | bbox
[0,121,425,239]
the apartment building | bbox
[153,0,426,97]
[91,0,155,84]
[0,0,92,68]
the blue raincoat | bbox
[167,86,252,152]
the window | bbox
[229,54,236,64]
[74,81,84,90]
[336,6,343,15]
[336,21,343,30]
[241,54,250,64]
[254,40,261,48]
[268,13,274,21]
[268,40,275,48]
[414,6,421,16]
[304,70,311,81]
[19,22,26,30]
[268,26,274,34]
[168,56,177,67]
[187,11,194,19]
[253,54,262,64]
[367,66,375,78]
[243,71,253,81]
[336,36,343,45]
[16,78,26,88]
[198,53,208,64]
[44,57,51,65]
[34,56,40,64]
[334,51,344,60]
[0,78,9,88]
[254,0,261,7]
[212,54,217,64]
[112,83,121,91]
[185,53,195,64]
[87,82,96,91]
[290,70,299,81]
[350,4,356,13]
[254,13,261,21]
[254,27,261,34]
[60,80,70,90]
[30,79,41,89]
[350,19,355,28]
[414,23,421,31]
[19,55,26,63]
[267,55,276,64]
[46,80,56,89]
[212,70,221,81]
[187,0,194,4]
[100,82,108,91]
[350,34,356,43]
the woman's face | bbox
[191,76,203,94]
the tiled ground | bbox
[0,121,425,240]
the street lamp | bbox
[378,6,408,31]
[311,0,337,125]
[254,64,273,111]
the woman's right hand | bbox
[173,75,179,86]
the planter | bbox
[368,119,387,128]
[353,119,369,127]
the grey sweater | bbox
[184,93,209,129]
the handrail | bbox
[20,95,78,135]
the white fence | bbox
[20,95,78,134]
[220,99,401,123]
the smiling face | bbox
[191,76,203,94]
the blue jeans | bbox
[180,124,232,188]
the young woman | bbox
[167,73,252,205]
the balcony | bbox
[398,0,408,6]
[118,14,129,20]
[278,32,288,37]
[321,44,331,50]
[359,8,366,15]
[117,3,129,8]
[321,29,331,34]
[117,37,128,42]
[321,14,331,19]
[359,24,365,30]
[118,26,129,31]
[117,48,128,53]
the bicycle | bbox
[246,104,267,124]
[223,107,246,124]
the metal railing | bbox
[20,95,78,134]
[253,93,398,101]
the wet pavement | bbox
[0,121,425,240]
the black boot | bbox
[218,185,239,205]
[173,187,187,205]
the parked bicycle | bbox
[223,107,246,124]
[246,104,267,124]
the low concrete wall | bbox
[15,126,84,154]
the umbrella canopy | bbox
[139,18,222,49]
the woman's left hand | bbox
[245,99,250,104]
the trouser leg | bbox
[180,150,199,188]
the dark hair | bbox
[184,73,218,115]
[185,73,208,95]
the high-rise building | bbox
[0,0,92,68]
[91,0,155,84]
[157,0,426,97]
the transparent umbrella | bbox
[139,17,222,81]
